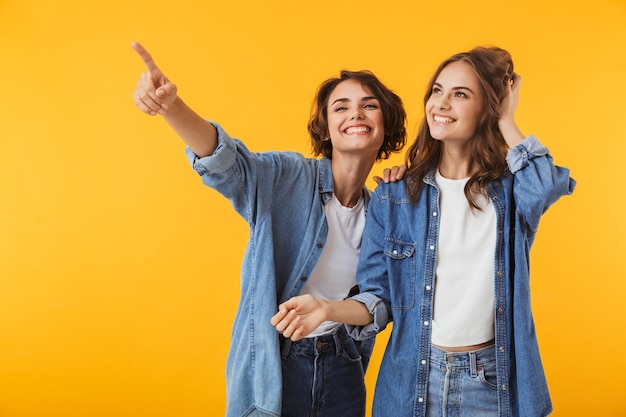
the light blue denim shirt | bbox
[186,122,371,417]
[348,136,575,417]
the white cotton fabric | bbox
[301,194,366,337]
[431,171,497,347]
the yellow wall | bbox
[1,0,624,416]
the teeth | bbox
[434,115,454,123]
[345,126,370,134]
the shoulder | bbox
[373,180,412,204]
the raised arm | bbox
[271,294,373,341]
[498,72,525,148]
[132,41,217,157]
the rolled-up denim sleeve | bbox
[345,292,390,340]
[506,135,550,174]
[185,121,238,175]
[507,135,576,235]
[182,120,263,222]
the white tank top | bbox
[301,193,366,337]
[431,171,496,347]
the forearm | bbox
[323,299,373,326]
[498,73,525,149]
[499,118,525,149]
[162,97,218,157]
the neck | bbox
[331,154,374,208]
[438,144,473,179]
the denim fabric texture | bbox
[426,345,498,417]
[186,122,373,417]
[347,136,576,417]
[280,325,374,417]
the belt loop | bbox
[469,351,478,377]
[281,337,292,360]
[332,329,343,356]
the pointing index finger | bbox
[132,41,159,72]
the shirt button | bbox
[501,384,507,391]
[429,245,435,250]
[317,243,323,248]
[499,346,505,353]
[425,285,431,291]
[418,397,424,403]
[424,321,429,326]
[393,249,398,255]
[498,307,505,313]
[497,270,503,277]
[421,359,427,365]
[432,211,437,216]
[300,276,307,281]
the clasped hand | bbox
[270,294,328,342]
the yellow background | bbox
[1,0,624,416]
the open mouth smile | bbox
[344,126,371,134]
[433,115,455,124]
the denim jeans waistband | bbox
[280,325,349,359]
[430,343,496,370]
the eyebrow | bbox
[433,82,475,94]
[330,96,379,106]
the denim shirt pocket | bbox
[383,238,416,310]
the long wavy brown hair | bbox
[405,46,514,209]
[308,70,406,161]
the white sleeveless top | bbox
[431,171,496,347]
[301,193,366,337]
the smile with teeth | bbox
[344,126,371,134]
[433,115,455,124]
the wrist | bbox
[321,300,332,322]
[499,120,525,147]
[161,96,184,117]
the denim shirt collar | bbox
[318,157,335,204]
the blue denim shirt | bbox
[186,122,371,417]
[348,136,575,417]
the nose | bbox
[350,108,364,119]
[436,95,450,110]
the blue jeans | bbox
[280,325,374,417]
[426,344,499,417]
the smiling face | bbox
[426,61,484,145]
[325,79,385,158]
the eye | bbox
[333,105,348,112]
[364,103,379,109]
[454,91,467,98]
[431,86,442,95]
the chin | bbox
[429,131,445,141]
